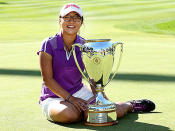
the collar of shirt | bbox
[64,46,73,60]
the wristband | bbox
[65,94,71,102]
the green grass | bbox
[157,20,175,31]
[0,0,175,130]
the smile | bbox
[67,25,76,28]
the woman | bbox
[38,3,155,123]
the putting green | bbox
[0,0,175,130]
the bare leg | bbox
[115,102,133,118]
[49,100,132,123]
[49,101,82,123]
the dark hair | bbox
[81,16,84,23]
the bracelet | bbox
[65,94,71,102]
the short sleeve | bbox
[37,38,53,57]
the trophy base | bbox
[84,92,118,126]
[84,104,117,126]
[84,121,118,126]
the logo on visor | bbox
[64,4,80,9]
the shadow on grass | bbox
[113,73,175,82]
[49,113,172,131]
[0,2,8,4]
[0,68,41,77]
[0,68,175,83]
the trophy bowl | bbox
[72,39,123,126]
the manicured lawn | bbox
[0,0,175,130]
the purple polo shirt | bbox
[38,33,85,103]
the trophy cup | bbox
[72,39,123,126]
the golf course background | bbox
[0,0,175,130]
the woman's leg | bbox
[49,101,82,123]
[47,99,155,123]
[41,85,94,123]
[116,99,156,118]
[115,102,132,118]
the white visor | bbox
[60,3,83,17]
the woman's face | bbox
[59,12,82,35]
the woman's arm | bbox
[39,52,70,99]
[39,52,87,111]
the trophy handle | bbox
[104,42,123,87]
[72,44,94,86]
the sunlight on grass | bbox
[157,20,175,31]
[0,0,175,130]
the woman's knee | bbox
[61,110,81,123]
[49,104,81,123]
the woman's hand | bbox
[69,96,88,112]
[89,79,96,95]
[102,91,109,100]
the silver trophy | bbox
[72,39,123,126]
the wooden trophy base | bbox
[84,121,118,126]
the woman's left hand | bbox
[69,96,88,112]
[89,79,96,96]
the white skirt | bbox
[40,85,94,121]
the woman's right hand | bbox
[69,96,88,112]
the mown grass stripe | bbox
[0,0,175,37]
[82,0,175,8]
[85,2,175,15]
[87,6,175,17]
[1,0,175,20]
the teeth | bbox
[67,25,75,28]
